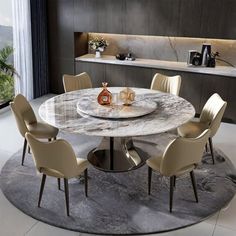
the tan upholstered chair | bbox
[178,93,227,164]
[146,129,210,212]
[25,132,89,216]
[150,73,182,96]
[63,72,92,92]
[10,94,59,165]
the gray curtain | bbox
[30,0,49,98]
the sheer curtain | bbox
[12,0,34,100]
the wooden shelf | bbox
[76,54,236,78]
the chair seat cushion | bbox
[178,121,209,138]
[27,122,58,139]
[40,158,89,178]
[146,156,162,171]
[76,158,89,174]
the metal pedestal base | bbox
[87,137,148,172]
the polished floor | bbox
[0,95,236,236]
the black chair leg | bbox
[208,137,215,164]
[64,178,70,216]
[169,176,175,212]
[84,169,88,197]
[48,138,51,142]
[205,143,208,153]
[57,178,61,190]
[190,171,198,203]
[148,167,152,195]
[38,174,46,207]
[21,138,27,166]
[173,176,176,188]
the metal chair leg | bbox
[208,137,215,164]
[64,178,70,216]
[21,138,27,166]
[84,169,88,197]
[190,170,198,203]
[57,178,61,190]
[148,167,152,195]
[38,174,46,207]
[169,176,175,212]
[173,176,176,188]
[205,143,208,153]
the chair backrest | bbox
[200,93,227,137]
[160,129,211,176]
[150,73,182,96]
[25,133,79,179]
[10,94,37,137]
[63,72,92,92]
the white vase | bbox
[95,51,101,58]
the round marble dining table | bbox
[39,87,195,172]
[39,87,195,137]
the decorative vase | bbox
[97,82,112,105]
[95,50,101,58]
[119,87,135,106]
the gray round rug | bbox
[1,132,236,235]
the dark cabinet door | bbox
[199,75,230,115]
[47,0,74,59]
[124,0,150,35]
[125,67,152,88]
[97,0,124,34]
[105,65,126,87]
[200,0,236,39]
[149,0,180,36]
[49,59,75,94]
[226,78,236,123]
[75,61,105,88]
[178,0,203,37]
[74,0,98,32]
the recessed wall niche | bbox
[75,32,236,67]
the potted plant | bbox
[88,37,109,58]
[0,46,16,106]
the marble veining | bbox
[39,88,195,137]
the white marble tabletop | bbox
[39,87,195,137]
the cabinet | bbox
[178,0,203,37]
[75,62,105,87]
[74,0,98,32]
[47,0,74,59]
[149,0,180,36]
[125,0,150,35]
[97,0,124,34]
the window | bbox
[0,0,14,107]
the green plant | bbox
[0,45,16,102]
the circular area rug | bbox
[1,133,236,235]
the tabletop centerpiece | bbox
[97,82,112,105]
[119,87,136,106]
[88,37,109,58]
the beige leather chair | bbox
[10,94,59,165]
[146,129,210,212]
[150,73,182,96]
[25,132,89,216]
[178,93,227,164]
[63,72,92,92]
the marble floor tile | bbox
[25,222,79,236]
[0,191,36,236]
[214,225,236,236]
[217,195,236,231]
[0,149,12,170]
[157,222,215,236]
